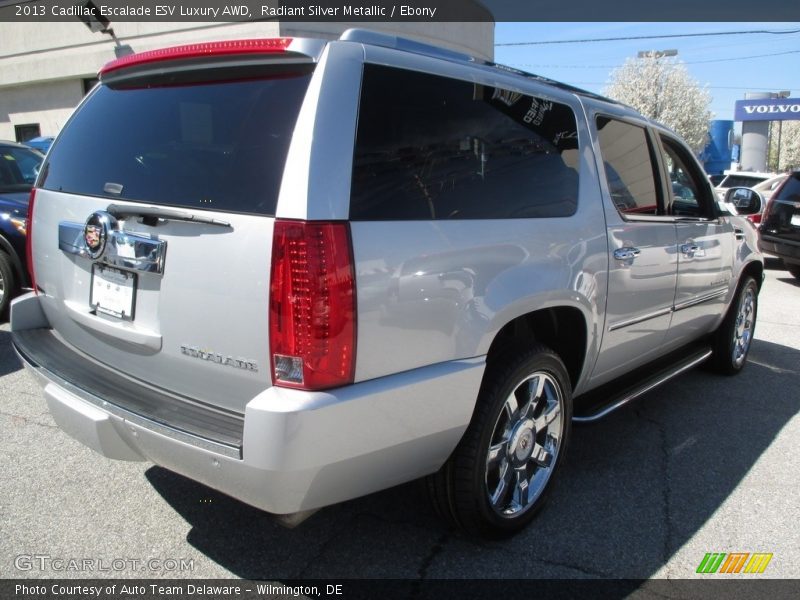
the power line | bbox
[511,49,800,70]
[685,49,800,65]
[496,28,800,47]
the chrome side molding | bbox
[59,221,167,275]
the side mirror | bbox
[724,187,763,216]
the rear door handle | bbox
[680,243,700,256]
[613,247,641,261]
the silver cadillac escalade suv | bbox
[11,30,763,537]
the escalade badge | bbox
[83,211,117,259]
[180,345,259,372]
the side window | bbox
[350,65,580,220]
[658,136,713,218]
[595,116,661,217]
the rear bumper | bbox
[10,292,484,514]
[759,235,800,265]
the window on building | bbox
[83,78,99,96]
[14,124,41,143]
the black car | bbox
[0,141,42,315]
[759,170,800,280]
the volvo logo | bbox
[83,211,117,259]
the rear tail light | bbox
[269,220,356,390]
[747,213,762,225]
[25,188,36,293]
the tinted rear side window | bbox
[41,71,312,216]
[596,117,660,216]
[350,65,580,220]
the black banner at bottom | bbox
[3,579,800,600]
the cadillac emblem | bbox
[83,211,116,259]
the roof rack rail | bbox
[339,28,475,63]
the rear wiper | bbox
[106,204,231,228]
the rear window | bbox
[719,174,768,189]
[350,65,580,220]
[774,172,800,201]
[41,70,312,216]
[0,145,42,193]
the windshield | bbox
[0,145,43,193]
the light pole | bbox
[637,49,678,59]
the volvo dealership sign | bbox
[735,97,800,121]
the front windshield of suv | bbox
[0,145,43,193]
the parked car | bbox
[759,170,800,280]
[10,31,764,537]
[715,170,777,201]
[0,141,42,316]
[24,136,55,154]
[752,173,788,203]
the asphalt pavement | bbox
[1,262,798,581]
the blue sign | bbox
[735,98,800,122]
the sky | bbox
[493,22,800,122]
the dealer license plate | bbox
[90,264,136,320]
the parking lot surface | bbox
[1,262,798,580]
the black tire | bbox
[788,264,800,281]
[0,251,16,319]
[709,276,758,375]
[426,344,572,538]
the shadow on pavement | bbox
[0,329,22,378]
[145,337,800,580]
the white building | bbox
[0,19,494,141]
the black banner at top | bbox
[1,0,800,22]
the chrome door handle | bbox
[613,247,641,261]
[680,243,700,255]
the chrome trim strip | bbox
[672,288,728,313]
[573,348,713,423]
[609,287,728,332]
[608,307,672,332]
[12,343,241,459]
[59,221,167,275]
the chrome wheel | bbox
[732,285,755,367]
[485,371,564,518]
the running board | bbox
[573,346,713,423]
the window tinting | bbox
[0,145,43,193]
[350,65,580,220]
[720,174,769,189]
[659,136,708,217]
[596,117,660,216]
[41,71,312,215]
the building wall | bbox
[0,20,493,140]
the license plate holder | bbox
[90,264,136,320]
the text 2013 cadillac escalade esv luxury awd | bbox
[11,30,763,537]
